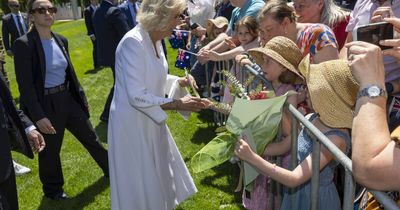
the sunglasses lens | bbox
[35,7,57,14]
[10,4,19,7]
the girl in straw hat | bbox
[235,54,357,210]
[236,36,303,210]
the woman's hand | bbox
[234,138,256,162]
[178,74,198,89]
[370,6,393,23]
[380,17,400,60]
[346,41,385,87]
[176,95,207,112]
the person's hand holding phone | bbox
[380,17,400,60]
[371,6,393,23]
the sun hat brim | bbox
[248,48,304,81]
[299,55,359,129]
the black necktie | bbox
[16,15,25,36]
[0,97,9,130]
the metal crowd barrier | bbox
[204,59,399,209]
[239,63,400,210]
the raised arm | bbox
[347,41,400,190]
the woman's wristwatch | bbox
[356,85,387,100]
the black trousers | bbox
[39,90,108,196]
[92,39,99,69]
[0,128,18,210]
[100,66,115,120]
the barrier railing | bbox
[237,63,400,210]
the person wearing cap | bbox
[235,54,356,210]
[347,41,400,190]
[206,16,229,41]
[237,36,303,210]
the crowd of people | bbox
[0,0,400,209]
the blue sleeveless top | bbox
[280,114,351,210]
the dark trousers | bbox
[0,63,9,88]
[0,129,18,210]
[100,66,115,120]
[39,90,108,196]
[92,40,99,69]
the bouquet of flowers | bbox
[191,71,288,190]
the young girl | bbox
[240,36,303,210]
[201,16,259,104]
[235,55,357,210]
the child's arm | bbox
[263,94,297,156]
[235,132,347,188]
[204,45,246,61]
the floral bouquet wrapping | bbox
[191,94,288,190]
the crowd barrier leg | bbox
[343,169,355,210]
[311,134,321,210]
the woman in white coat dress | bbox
[107,0,207,209]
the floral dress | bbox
[297,23,338,59]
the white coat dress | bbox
[108,25,197,210]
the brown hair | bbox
[258,0,296,24]
[279,70,298,84]
[236,16,258,39]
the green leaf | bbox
[191,132,238,173]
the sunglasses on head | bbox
[9,4,20,7]
[30,7,57,14]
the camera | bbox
[352,22,394,50]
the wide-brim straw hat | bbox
[206,16,229,32]
[298,54,360,129]
[248,36,304,81]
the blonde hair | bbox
[137,0,186,32]
[319,0,349,27]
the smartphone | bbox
[352,22,393,50]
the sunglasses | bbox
[30,7,57,14]
[9,4,20,7]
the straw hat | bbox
[248,36,304,80]
[298,54,360,129]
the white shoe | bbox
[13,161,31,176]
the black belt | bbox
[44,82,69,96]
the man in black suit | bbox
[2,0,28,57]
[0,71,45,210]
[118,0,139,29]
[1,0,28,86]
[93,0,129,122]
[84,0,100,70]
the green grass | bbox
[8,20,244,210]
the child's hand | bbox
[234,138,256,162]
[204,50,219,61]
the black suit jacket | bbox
[93,0,129,67]
[0,71,33,183]
[2,13,28,52]
[84,5,96,36]
[13,28,90,123]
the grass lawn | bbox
[7,20,244,210]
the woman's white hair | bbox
[137,0,186,32]
[320,0,349,27]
